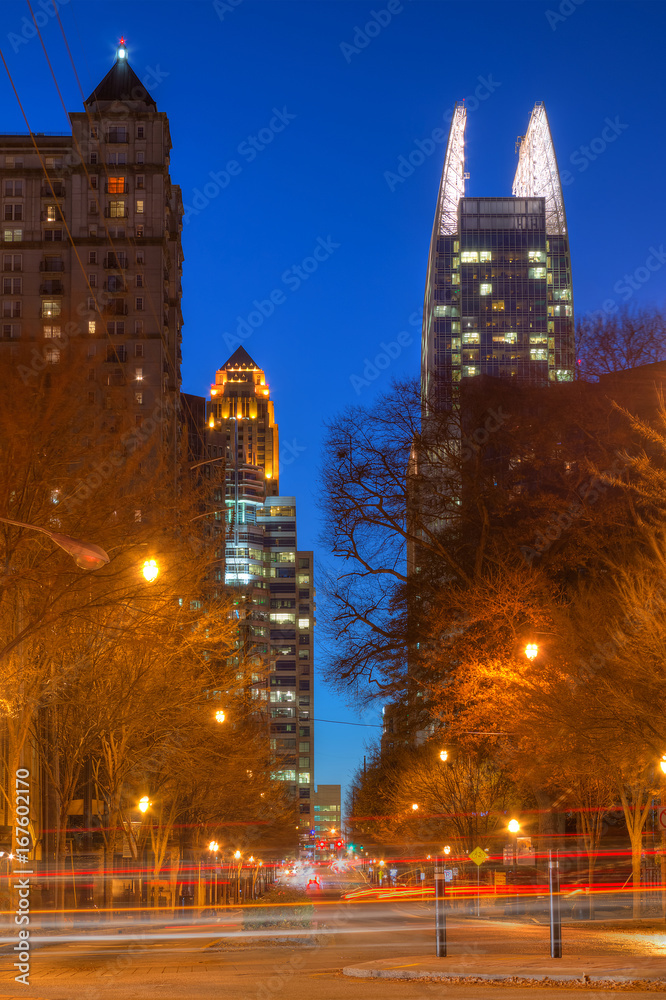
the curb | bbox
[342,966,666,985]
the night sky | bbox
[3,0,665,813]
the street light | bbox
[142,558,159,582]
[233,850,241,860]
[208,841,219,853]
[411,803,419,811]
[443,845,451,855]
[439,749,449,762]
[660,755,666,775]
[215,710,226,723]
[0,515,109,570]
[525,643,538,661]
[138,796,151,813]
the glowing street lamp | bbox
[215,710,226,723]
[138,796,151,813]
[411,803,419,811]
[233,850,241,860]
[660,755,666,775]
[508,819,520,834]
[439,749,449,762]
[142,558,159,582]
[208,841,219,853]
[525,643,538,661]
[443,845,451,855]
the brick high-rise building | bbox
[0,41,183,450]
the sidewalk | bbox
[342,954,666,984]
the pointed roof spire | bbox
[222,347,260,370]
[84,39,157,111]
[434,103,467,236]
[513,102,567,236]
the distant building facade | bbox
[314,784,341,838]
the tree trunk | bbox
[629,828,643,920]
[587,853,595,920]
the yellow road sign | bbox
[469,847,488,866]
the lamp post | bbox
[234,850,242,903]
[659,753,666,918]
[0,515,110,570]
[137,796,152,914]
[508,819,520,914]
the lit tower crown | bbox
[208,347,279,490]
[434,103,467,236]
[421,101,574,411]
[513,102,567,237]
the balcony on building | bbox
[104,253,128,269]
[41,182,65,198]
[39,281,64,295]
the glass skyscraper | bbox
[422,103,574,409]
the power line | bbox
[312,717,381,728]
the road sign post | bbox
[549,849,562,958]
[469,847,488,917]
[434,861,447,957]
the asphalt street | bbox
[0,866,663,999]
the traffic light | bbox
[336,839,344,849]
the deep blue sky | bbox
[3,0,665,815]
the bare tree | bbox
[576,306,666,381]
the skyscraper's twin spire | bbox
[433,101,568,238]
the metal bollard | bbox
[434,864,447,957]
[549,849,562,958]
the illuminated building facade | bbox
[205,350,315,849]
[207,346,279,587]
[422,102,574,410]
[313,784,341,838]
[257,500,314,844]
